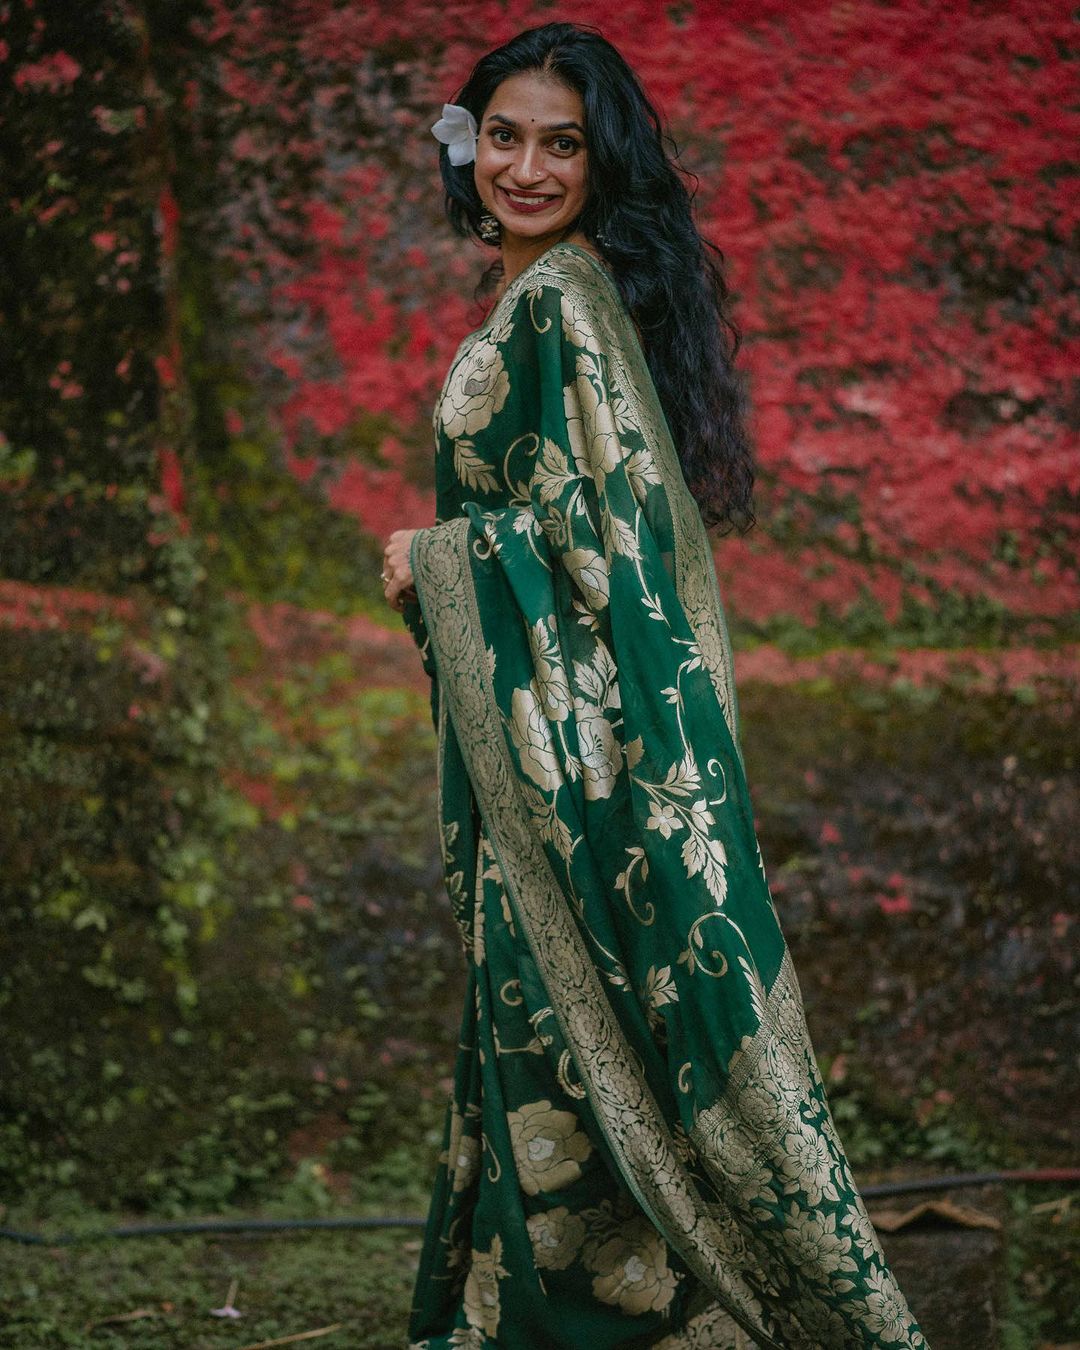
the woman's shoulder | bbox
[520,241,616,302]
[489,242,626,347]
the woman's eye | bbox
[492,129,514,145]
[552,137,579,154]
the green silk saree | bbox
[403,244,926,1349]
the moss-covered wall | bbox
[0,2,456,1208]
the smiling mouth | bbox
[497,185,560,210]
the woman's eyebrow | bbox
[484,113,585,134]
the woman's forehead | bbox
[483,71,584,125]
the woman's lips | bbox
[497,184,560,214]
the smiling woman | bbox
[475,75,589,257]
[384,20,929,1350]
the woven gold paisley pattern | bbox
[404,244,927,1349]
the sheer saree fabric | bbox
[404,244,925,1349]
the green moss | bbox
[1000,1185,1080,1347]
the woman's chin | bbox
[498,217,572,245]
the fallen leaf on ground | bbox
[870,1198,1002,1232]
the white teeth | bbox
[503,190,553,205]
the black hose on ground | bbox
[2,1167,1076,1246]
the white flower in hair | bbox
[431,103,478,166]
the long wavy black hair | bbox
[437,22,754,534]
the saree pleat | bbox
[404,244,927,1349]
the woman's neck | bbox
[498,228,598,288]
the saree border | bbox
[413,516,786,1349]
[527,246,744,760]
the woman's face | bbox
[474,72,588,246]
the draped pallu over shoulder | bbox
[406,245,927,1350]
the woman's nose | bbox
[509,145,545,183]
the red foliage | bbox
[0,579,138,632]
[13,49,80,92]
[158,445,186,516]
[191,0,1077,636]
[733,642,1080,697]
[157,185,181,261]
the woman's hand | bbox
[381,528,420,612]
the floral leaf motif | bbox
[533,436,577,505]
[563,547,610,610]
[538,502,570,549]
[565,357,620,492]
[526,1206,586,1271]
[522,780,576,862]
[642,964,679,1010]
[688,798,716,832]
[572,638,619,711]
[573,656,606,708]
[508,682,562,792]
[601,504,642,561]
[441,337,510,439]
[528,617,573,723]
[507,1099,592,1196]
[592,640,619,704]
[660,753,702,798]
[462,1234,509,1339]
[571,597,600,632]
[625,735,644,769]
[611,393,638,436]
[575,700,623,801]
[779,1122,842,1206]
[583,1215,677,1314]
[737,955,768,1024]
[560,291,602,354]
[614,845,653,924]
[625,446,661,499]
[575,350,603,384]
[452,438,500,493]
[646,803,682,839]
[681,832,709,879]
[681,833,729,904]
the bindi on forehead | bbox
[484,112,586,134]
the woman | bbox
[381,22,927,1350]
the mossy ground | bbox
[3,1176,1077,1347]
[0,1147,432,1349]
[1,1225,416,1349]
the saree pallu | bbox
[403,244,926,1349]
